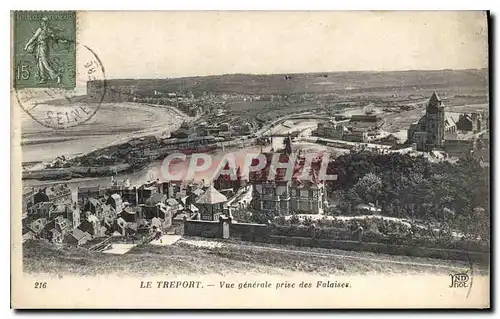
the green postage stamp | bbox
[13,11,76,89]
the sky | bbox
[76,11,488,80]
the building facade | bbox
[195,185,228,221]
[408,92,457,151]
[250,151,328,215]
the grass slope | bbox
[23,238,487,277]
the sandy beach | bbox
[20,102,190,162]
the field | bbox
[23,238,488,277]
[101,69,488,96]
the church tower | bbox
[425,92,445,149]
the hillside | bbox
[23,238,487,277]
[97,69,488,96]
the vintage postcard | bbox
[11,11,490,309]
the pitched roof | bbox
[110,193,122,201]
[145,193,167,206]
[445,116,456,128]
[122,206,135,214]
[166,198,179,206]
[196,185,227,204]
[86,198,101,207]
[427,92,443,111]
[193,188,204,196]
[87,214,100,223]
[33,201,54,210]
[69,229,90,241]
[54,216,70,228]
[430,91,441,103]
[29,218,48,234]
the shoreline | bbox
[21,102,193,163]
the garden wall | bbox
[184,220,222,238]
[230,222,270,242]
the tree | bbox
[338,189,362,215]
[470,207,489,241]
[354,173,382,204]
[289,215,300,225]
[250,210,275,224]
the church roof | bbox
[427,92,443,111]
[430,91,441,103]
[196,185,227,204]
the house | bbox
[166,198,182,212]
[350,115,382,124]
[114,217,136,237]
[443,136,477,157]
[376,134,402,145]
[251,151,328,215]
[314,120,348,139]
[50,216,72,244]
[84,198,102,215]
[192,188,205,200]
[33,188,50,205]
[290,180,327,214]
[45,184,72,204]
[143,193,168,219]
[151,217,162,229]
[65,229,92,247]
[79,213,105,238]
[27,218,50,239]
[344,128,369,142]
[22,187,35,214]
[67,203,81,229]
[77,185,102,203]
[27,201,54,219]
[444,115,458,134]
[136,184,158,204]
[195,185,228,221]
[120,205,138,223]
[213,162,245,192]
[185,183,205,207]
[98,204,116,222]
[456,112,484,132]
[145,193,167,206]
[163,180,194,200]
[47,200,73,220]
[106,193,124,212]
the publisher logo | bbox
[449,273,469,288]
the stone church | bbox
[407,92,487,154]
[408,92,457,151]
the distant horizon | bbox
[97,67,488,81]
[77,11,488,81]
